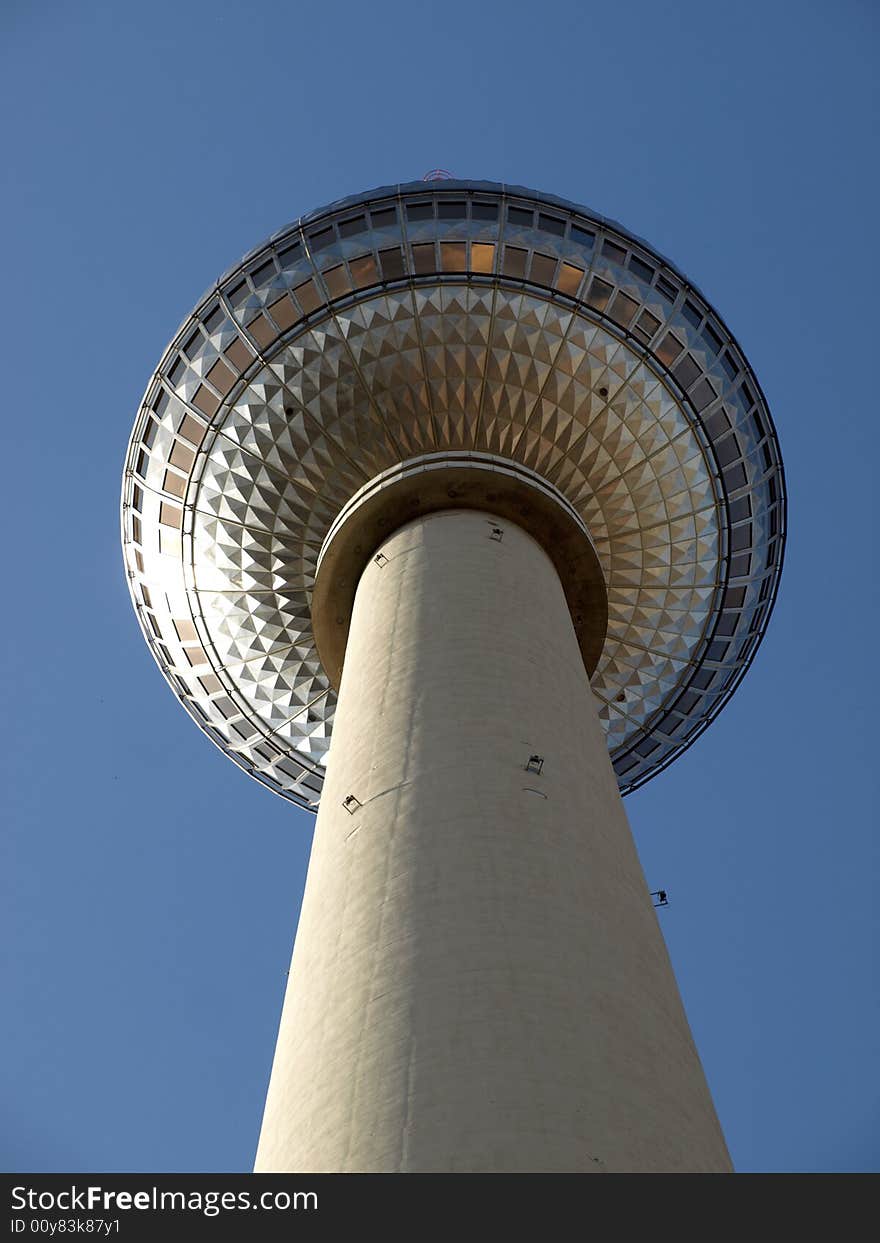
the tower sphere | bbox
[121,180,785,808]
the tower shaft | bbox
[254,509,731,1172]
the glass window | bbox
[601,239,627,266]
[440,242,466,271]
[379,247,405,280]
[307,225,335,251]
[249,258,275,285]
[349,254,379,287]
[163,470,186,498]
[673,691,700,715]
[586,276,613,312]
[192,385,220,417]
[437,201,466,219]
[407,202,433,221]
[268,295,297,330]
[338,215,367,238]
[206,358,236,394]
[183,329,202,358]
[609,292,639,327]
[538,212,565,236]
[277,241,301,267]
[634,737,659,757]
[159,502,182,528]
[507,206,532,227]
[656,332,684,366]
[502,246,527,278]
[293,279,322,314]
[728,495,751,523]
[245,315,275,348]
[214,695,238,719]
[714,434,741,468]
[702,407,731,440]
[224,337,253,372]
[470,242,495,273]
[656,275,677,304]
[225,279,248,308]
[323,265,352,299]
[570,224,595,248]
[629,255,654,283]
[672,353,701,390]
[203,305,224,333]
[178,414,205,446]
[556,263,584,296]
[720,351,739,383]
[690,377,717,411]
[682,300,703,329]
[174,617,199,643]
[613,755,639,775]
[412,243,435,274]
[703,322,724,354]
[169,440,195,471]
[471,202,498,221]
[370,207,397,228]
[529,253,556,286]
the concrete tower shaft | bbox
[254,508,732,1172]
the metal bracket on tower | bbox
[342,794,362,814]
[651,890,669,908]
[525,755,544,775]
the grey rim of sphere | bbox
[121,179,786,811]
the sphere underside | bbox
[121,180,785,809]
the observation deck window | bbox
[507,206,533,227]
[538,212,565,236]
[471,202,498,221]
[370,207,397,228]
[629,255,655,283]
[601,239,627,265]
[338,215,367,238]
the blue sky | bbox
[2,0,877,1172]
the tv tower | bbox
[122,180,785,1172]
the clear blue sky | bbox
[2,0,877,1173]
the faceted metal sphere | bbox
[121,180,786,810]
